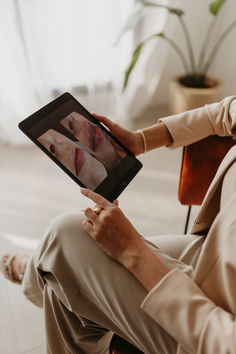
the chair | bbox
[178,135,235,233]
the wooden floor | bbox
[0,141,198,353]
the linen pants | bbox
[22,212,205,354]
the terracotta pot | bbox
[169,76,224,114]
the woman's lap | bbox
[22,212,204,354]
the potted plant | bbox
[122,0,236,113]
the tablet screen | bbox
[37,111,127,190]
[19,93,142,201]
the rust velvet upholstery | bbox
[178,136,235,205]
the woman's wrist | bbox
[121,242,170,292]
[134,122,173,155]
[120,239,146,270]
[132,131,145,155]
[137,130,147,154]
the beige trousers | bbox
[22,212,205,354]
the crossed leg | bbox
[22,212,205,354]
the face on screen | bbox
[38,129,107,190]
[60,112,127,171]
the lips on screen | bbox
[37,111,127,191]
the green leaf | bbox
[153,32,165,38]
[168,8,184,16]
[123,32,164,90]
[141,0,184,17]
[123,42,145,90]
[209,0,226,15]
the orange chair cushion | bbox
[178,135,235,205]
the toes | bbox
[1,254,29,282]
[0,254,11,277]
[1,254,10,264]
[1,254,10,272]
[11,257,19,281]
[12,254,29,281]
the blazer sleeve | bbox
[140,194,236,354]
[159,96,236,148]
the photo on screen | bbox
[37,129,108,190]
[60,111,127,172]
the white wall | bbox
[156,0,236,105]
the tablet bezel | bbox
[19,92,142,201]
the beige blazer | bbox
[141,96,236,353]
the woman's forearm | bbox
[122,244,170,292]
[136,122,173,155]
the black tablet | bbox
[19,92,142,201]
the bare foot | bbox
[1,254,29,282]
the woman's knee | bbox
[37,211,111,291]
[45,212,88,248]
[21,213,83,306]
[42,211,101,263]
[48,212,84,235]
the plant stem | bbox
[141,1,175,12]
[178,16,196,73]
[157,34,189,74]
[202,20,236,75]
[197,17,217,74]
[141,1,191,72]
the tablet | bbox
[19,92,142,201]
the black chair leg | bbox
[184,205,192,234]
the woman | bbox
[1,96,236,354]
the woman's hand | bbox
[93,114,143,156]
[81,188,170,291]
[80,188,145,266]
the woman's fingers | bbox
[82,219,93,233]
[84,207,97,222]
[93,113,115,130]
[113,200,119,206]
[80,188,111,209]
[93,113,139,156]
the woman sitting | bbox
[1,96,236,354]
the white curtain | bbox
[0,0,173,144]
[18,0,134,102]
[0,0,40,144]
[0,0,134,144]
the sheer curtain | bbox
[18,0,134,106]
[0,0,134,144]
[0,0,172,144]
[0,0,40,144]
